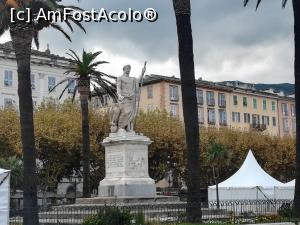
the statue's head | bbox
[123,65,131,76]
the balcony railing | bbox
[251,124,267,131]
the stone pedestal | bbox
[98,130,156,198]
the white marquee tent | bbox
[0,168,10,225]
[284,179,295,186]
[274,179,295,200]
[208,150,285,201]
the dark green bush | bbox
[82,207,133,225]
[278,203,293,218]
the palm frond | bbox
[50,23,71,42]
[71,85,78,102]
[49,78,70,93]
[89,61,109,68]
[282,0,288,8]
[244,0,288,9]
[68,49,81,62]
[33,31,39,49]
[58,79,76,99]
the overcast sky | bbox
[0,0,295,84]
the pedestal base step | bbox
[76,195,180,205]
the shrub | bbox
[278,203,293,218]
[82,208,133,225]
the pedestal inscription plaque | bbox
[98,130,156,197]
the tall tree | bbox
[50,49,117,197]
[207,142,229,209]
[172,0,202,222]
[0,1,85,224]
[244,0,299,217]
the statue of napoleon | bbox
[109,62,147,133]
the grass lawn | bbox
[180,224,232,225]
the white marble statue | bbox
[109,63,146,133]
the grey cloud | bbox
[36,0,294,83]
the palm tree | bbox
[0,156,23,193]
[243,0,299,218]
[172,0,202,222]
[50,49,117,198]
[207,142,228,209]
[0,1,85,224]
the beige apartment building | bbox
[92,74,295,137]
[278,97,296,137]
[138,75,295,137]
[139,75,232,129]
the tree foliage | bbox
[0,101,295,190]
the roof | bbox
[143,74,293,100]
[283,179,295,187]
[0,168,10,174]
[0,41,71,62]
[143,74,233,92]
[209,150,284,188]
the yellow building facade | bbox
[139,75,295,137]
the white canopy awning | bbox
[209,150,284,188]
[284,179,295,187]
[0,168,10,225]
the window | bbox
[4,70,13,87]
[244,113,250,123]
[169,85,179,101]
[3,98,14,109]
[198,107,204,124]
[232,112,240,123]
[243,97,247,107]
[147,85,153,99]
[291,104,296,117]
[262,116,269,126]
[292,119,296,133]
[196,89,204,105]
[219,110,227,125]
[272,101,276,112]
[207,109,215,125]
[147,104,153,112]
[94,98,101,108]
[233,95,238,106]
[31,74,35,89]
[282,103,288,116]
[170,104,177,117]
[283,118,289,133]
[252,114,260,126]
[218,93,226,107]
[253,98,257,109]
[272,117,277,127]
[263,99,267,111]
[206,91,215,106]
[68,80,76,93]
[48,76,56,91]
[103,95,109,106]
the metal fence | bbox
[9,199,297,225]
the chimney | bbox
[45,44,50,54]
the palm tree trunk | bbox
[10,23,39,225]
[293,0,300,218]
[80,93,91,198]
[172,0,202,222]
[212,167,220,209]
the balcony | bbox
[251,124,267,131]
[219,122,227,126]
[218,102,226,108]
[207,99,215,107]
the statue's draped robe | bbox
[117,75,139,130]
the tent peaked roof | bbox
[0,168,10,174]
[210,150,284,188]
[284,179,295,187]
